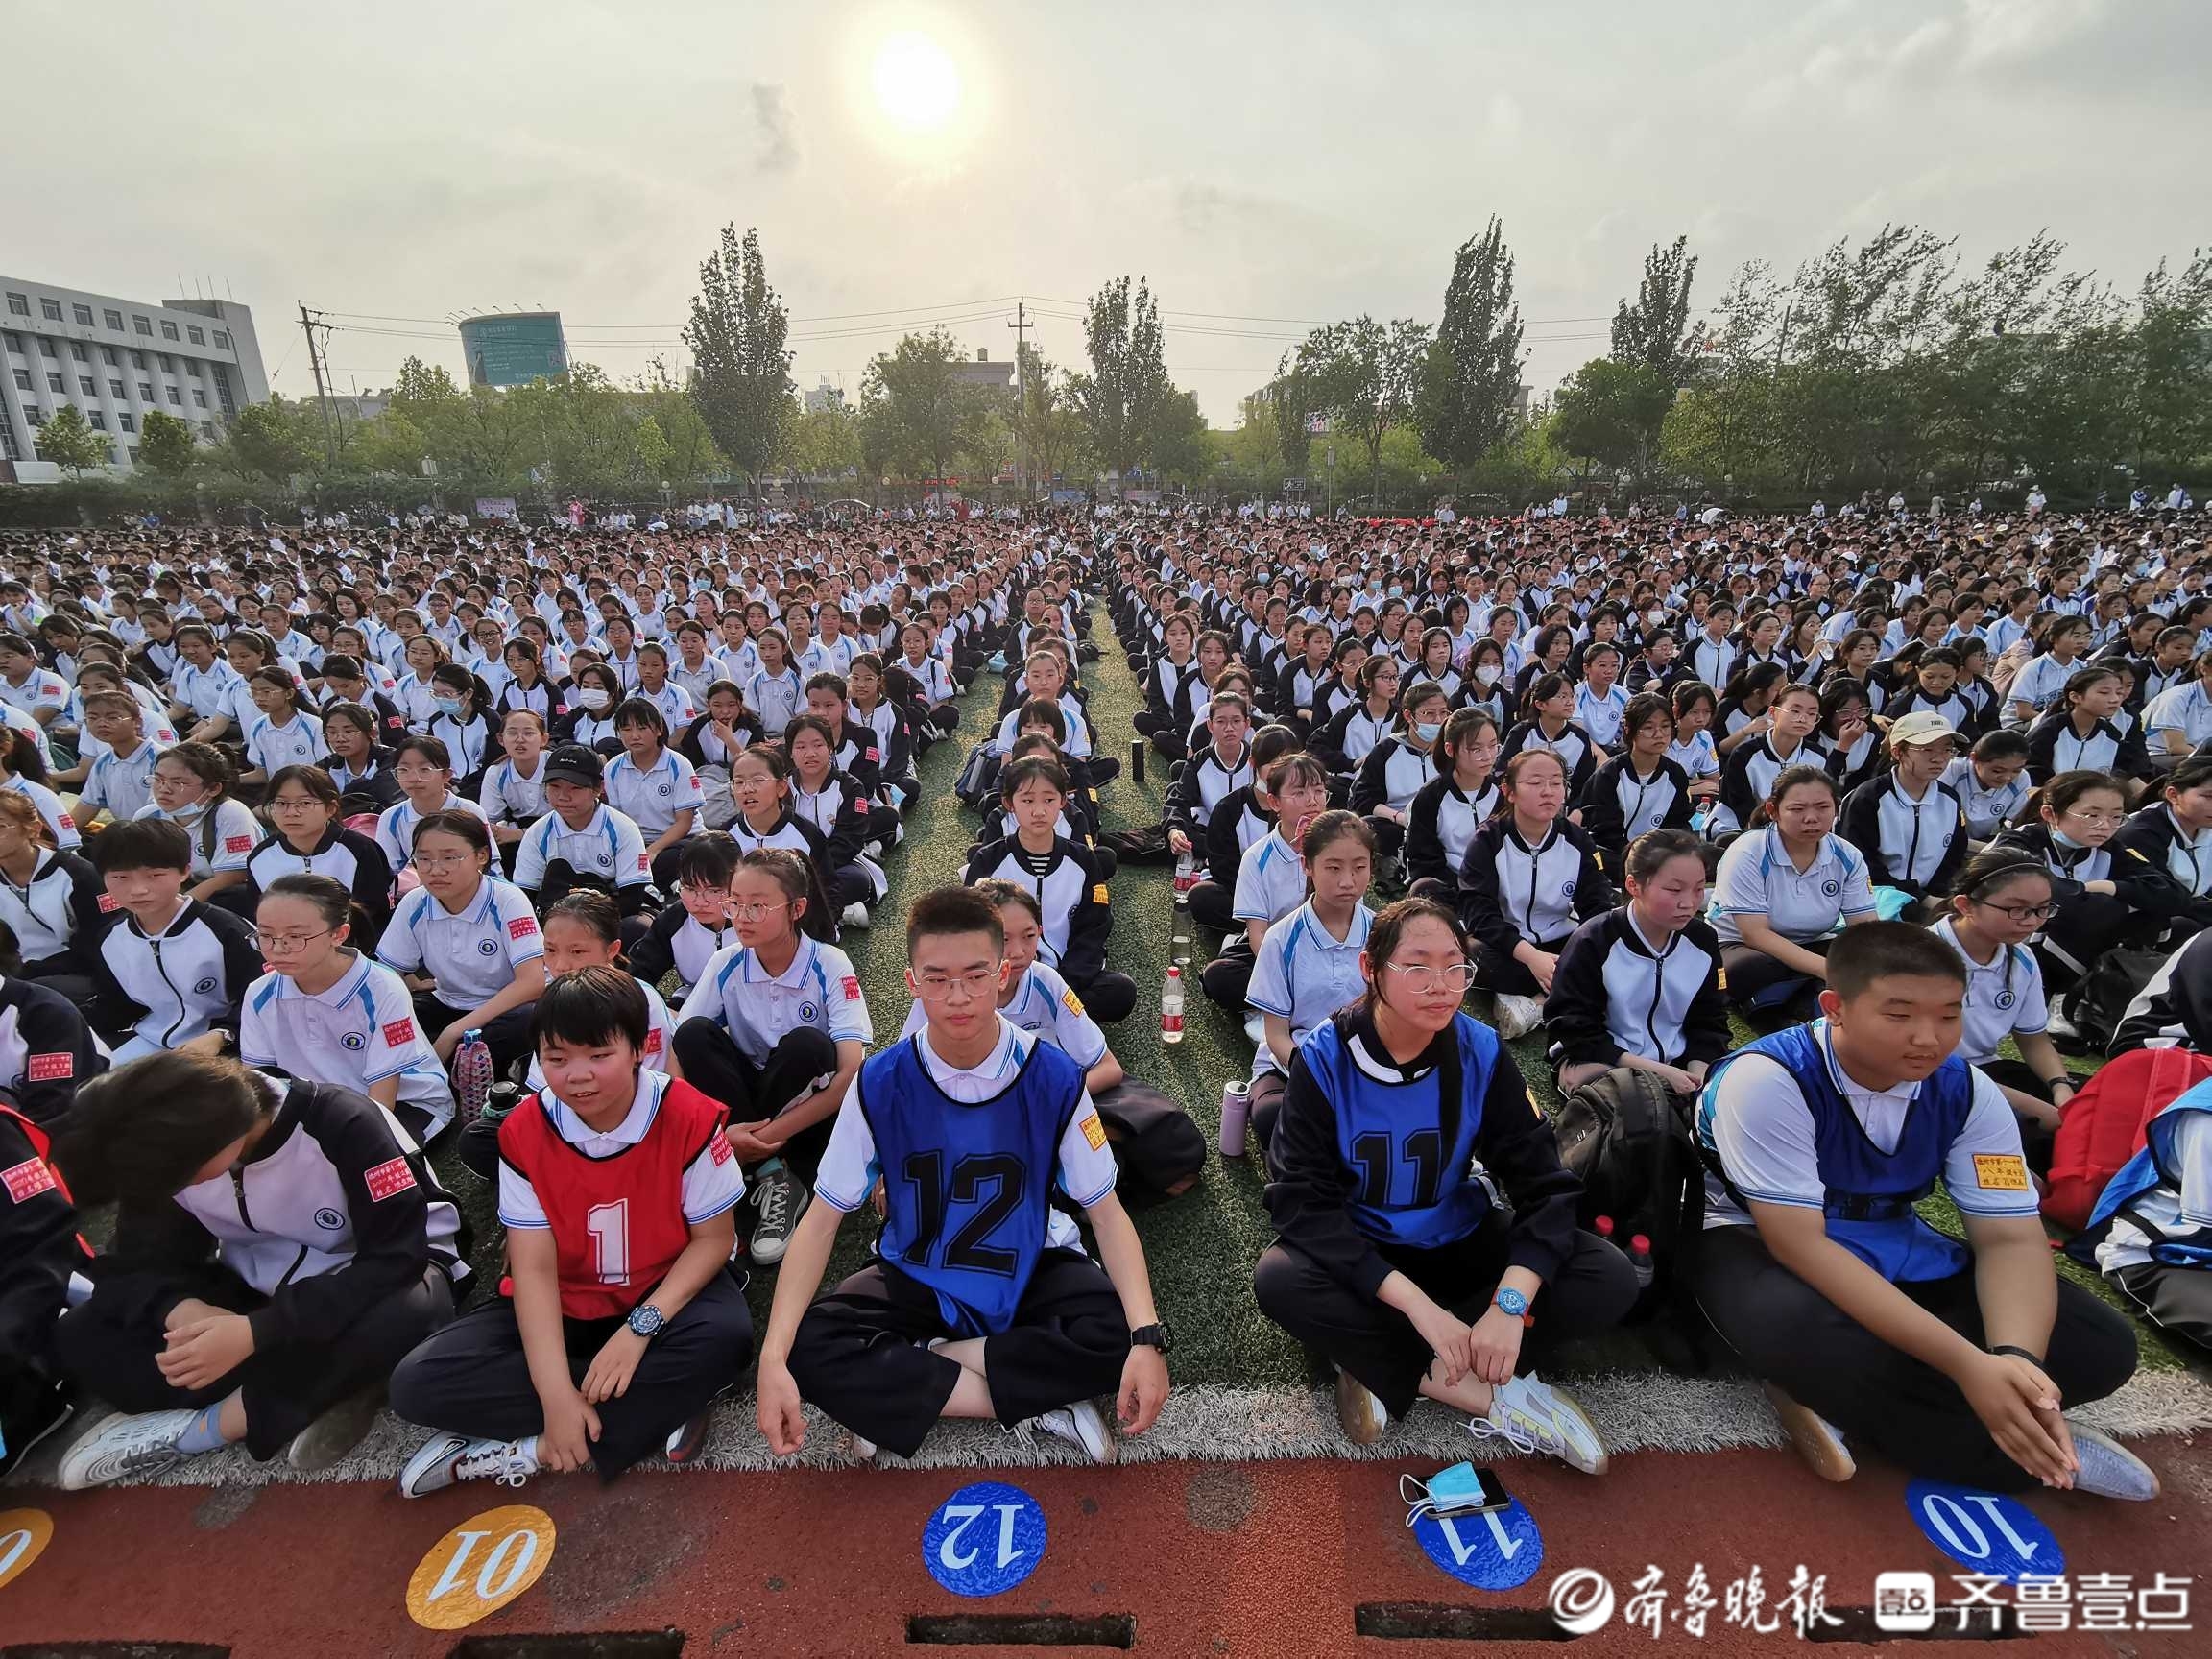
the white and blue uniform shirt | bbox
[1245,900,1373,1078]
[2145,680,2212,751]
[1711,828,1875,946]
[1930,918,2049,1067]
[246,710,325,776]
[373,792,491,878]
[377,875,544,1007]
[134,795,261,876]
[605,749,704,841]
[676,934,872,1065]
[476,754,549,828]
[1231,828,1308,926]
[240,954,455,1135]
[1941,756,2030,839]
[512,804,652,894]
[78,740,164,825]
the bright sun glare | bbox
[872,31,961,133]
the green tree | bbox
[2128,251,2212,474]
[1302,316,1432,500]
[1552,358,1671,481]
[1611,235,1700,386]
[1418,217,1526,470]
[862,327,983,484]
[683,224,794,500]
[222,399,310,484]
[638,356,729,489]
[1267,349,1320,476]
[786,401,863,482]
[136,409,199,479]
[1070,275,1168,481]
[1147,388,1212,485]
[33,404,109,475]
[352,411,428,477]
[1012,341,1082,492]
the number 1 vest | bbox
[1698,1023,1975,1283]
[1300,1012,1496,1249]
[857,1034,1087,1337]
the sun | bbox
[871,30,961,132]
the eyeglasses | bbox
[914,967,1000,1000]
[1386,961,1478,992]
[2060,808,2122,826]
[729,901,790,922]
[254,926,333,953]
[1975,901,2054,925]
[414,854,476,872]
[268,795,322,812]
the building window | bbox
[138,381,154,400]
[23,406,42,426]
[200,420,216,439]
[130,349,146,370]
[72,303,94,326]
[186,359,203,377]
[10,369,28,392]
[69,342,87,362]
[156,353,173,372]
[4,294,27,317]
[192,389,207,408]
[38,339,56,358]
[119,413,134,434]
[3,332,19,352]
[213,329,230,349]
[167,387,181,404]
[78,376,95,396]
[127,445,138,463]
[211,363,236,416]
[0,421,14,462]
[159,320,179,341]
[38,299,61,322]
[45,373,63,393]
[108,378,124,397]
[100,346,116,366]
[187,325,204,346]
[132,315,152,336]
[104,308,123,330]
[87,411,106,431]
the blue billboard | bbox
[459,313,568,387]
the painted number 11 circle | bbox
[407,1504,558,1629]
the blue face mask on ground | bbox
[1400,1463,1498,1525]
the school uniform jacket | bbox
[1405,775,1502,890]
[1458,815,1614,954]
[91,899,264,1051]
[1718,735,1828,831]
[111,1076,468,1339]
[1839,774,1969,899]
[1577,755,1695,856]
[2025,711,2152,783]
[0,973,108,1121]
[322,747,404,813]
[1143,656,1206,735]
[1201,786,1273,896]
[961,835,1114,987]
[2108,805,2212,921]
[792,769,881,872]
[1349,734,1436,818]
[243,828,394,932]
[2113,928,2212,1054]
[1544,908,1731,1070]
[0,847,110,973]
[626,907,733,1000]
[0,1101,88,1373]
[1499,718,1599,799]
[1310,701,1395,776]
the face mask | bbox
[1475,664,1503,686]
[1387,584,1404,599]
[1413,721,1442,744]
[1646,609,1666,629]
[432,695,465,717]
[578,687,612,712]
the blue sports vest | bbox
[2074,1078,2212,1269]
[855,1033,1087,1337]
[1301,1012,1495,1249]
[1698,1022,1975,1282]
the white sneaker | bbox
[1029,1400,1117,1465]
[1492,995,1546,1041]
[750,1165,810,1265]
[2044,1000,2081,1043]
[57,1408,200,1490]
[1471,1373,1608,1475]
[2069,1422,2160,1501]
[1762,1383,1855,1482]
[849,1430,879,1464]
[397,1432,541,1498]
[1335,1368,1388,1447]
[841,902,873,930]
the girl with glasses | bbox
[1992,770,2174,1004]
[243,765,392,951]
[1934,852,2070,1167]
[1252,896,1634,1460]
[376,810,545,1076]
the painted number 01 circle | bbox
[407,1504,558,1630]
[0,1510,54,1593]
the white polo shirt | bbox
[1245,900,1374,1078]
[246,710,325,776]
[1711,828,1876,946]
[240,954,456,1134]
[1231,829,1308,926]
[1931,918,2050,1067]
[499,1069,745,1230]
[378,875,545,1007]
[512,803,651,893]
[677,934,872,1064]
[79,740,164,823]
[605,749,704,841]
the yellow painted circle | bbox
[406,1503,556,1630]
[0,1509,54,1592]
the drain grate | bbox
[446,1634,685,1659]
[2,1647,230,1659]
[1356,1604,1577,1642]
[906,1613,1136,1647]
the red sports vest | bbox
[497,1077,729,1319]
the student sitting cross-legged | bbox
[1252,897,1636,1461]
[1690,921,2152,1498]
[392,966,753,1495]
[757,885,1172,1467]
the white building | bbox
[0,276,271,480]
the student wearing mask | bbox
[1691,922,2151,1498]
[1839,712,1970,905]
[134,742,261,910]
[1253,897,1634,1457]
[1351,680,1452,864]
[1406,709,1503,902]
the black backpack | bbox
[1552,1066,1707,1348]
[2065,944,2166,1054]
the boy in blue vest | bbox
[1693,921,2152,1497]
[2072,1076,2212,1353]
[756,885,1170,1464]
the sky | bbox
[12,0,2206,426]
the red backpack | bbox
[2041,1047,2212,1231]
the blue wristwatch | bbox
[1492,1287,1530,1320]
[626,1303,665,1339]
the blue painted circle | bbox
[923,1480,1047,1599]
[1413,1497,1545,1591]
[1905,1481,2064,1582]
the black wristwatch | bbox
[1128,1322,1173,1355]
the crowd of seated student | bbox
[5,501,2212,1513]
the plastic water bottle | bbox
[1594,1214,1616,1246]
[1161,967,1186,1046]
[1627,1233,1655,1290]
[1173,849,1198,897]
[454,1028,493,1131]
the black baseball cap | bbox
[544,744,603,787]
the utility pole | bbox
[299,303,337,469]
[1007,298,1027,503]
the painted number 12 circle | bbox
[924,1481,1047,1598]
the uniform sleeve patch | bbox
[96,892,119,911]
[1061,988,1086,1017]
[1973,1153,2032,1192]
[25,1052,74,1082]
[842,975,861,1000]
[57,813,75,832]
[381,1018,416,1047]
[224,834,252,854]
[1079,1112,1109,1152]
[364,1156,417,1201]
[709,1131,733,1166]
[637,853,651,872]
[1093,883,1111,905]
[509,915,539,939]
[1,1157,56,1203]
[642,1025,664,1055]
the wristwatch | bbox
[626,1303,665,1339]
[1493,1286,1533,1326]
[1128,1322,1173,1355]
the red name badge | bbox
[382,1018,416,1047]
[364,1156,417,1202]
[25,1052,73,1082]
[224,834,253,854]
[509,915,538,939]
[842,975,861,1000]
[2,1157,57,1204]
